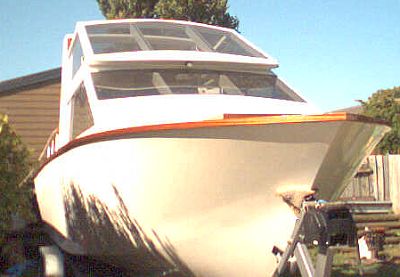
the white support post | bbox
[294,243,315,277]
[39,245,64,276]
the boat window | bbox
[71,84,94,138]
[85,22,265,58]
[70,36,84,77]
[92,69,304,102]
[194,28,256,57]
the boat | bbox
[34,19,389,276]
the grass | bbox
[328,244,400,276]
[330,212,400,276]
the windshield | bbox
[92,69,304,102]
[85,22,265,58]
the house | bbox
[334,105,363,114]
[0,68,61,160]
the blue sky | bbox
[0,0,399,111]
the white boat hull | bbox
[34,118,387,276]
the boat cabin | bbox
[54,19,318,152]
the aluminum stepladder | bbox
[272,202,358,277]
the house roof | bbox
[0,68,61,96]
[333,105,363,114]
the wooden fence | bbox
[340,155,400,213]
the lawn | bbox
[331,244,400,276]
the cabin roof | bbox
[78,18,239,32]
[0,68,61,96]
[71,19,275,66]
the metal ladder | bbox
[272,202,360,277]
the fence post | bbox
[389,155,400,214]
[375,156,385,201]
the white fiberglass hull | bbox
[34,116,388,276]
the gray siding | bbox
[0,82,60,160]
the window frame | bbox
[70,82,94,139]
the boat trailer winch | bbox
[273,201,358,277]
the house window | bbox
[71,84,93,138]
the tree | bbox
[96,0,158,19]
[0,113,35,267]
[361,86,400,154]
[96,0,239,30]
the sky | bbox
[0,0,399,112]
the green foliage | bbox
[96,0,239,30]
[0,113,34,239]
[155,0,239,30]
[96,0,158,19]
[361,86,400,154]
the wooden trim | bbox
[35,112,389,177]
[223,114,290,118]
[223,113,389,126]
